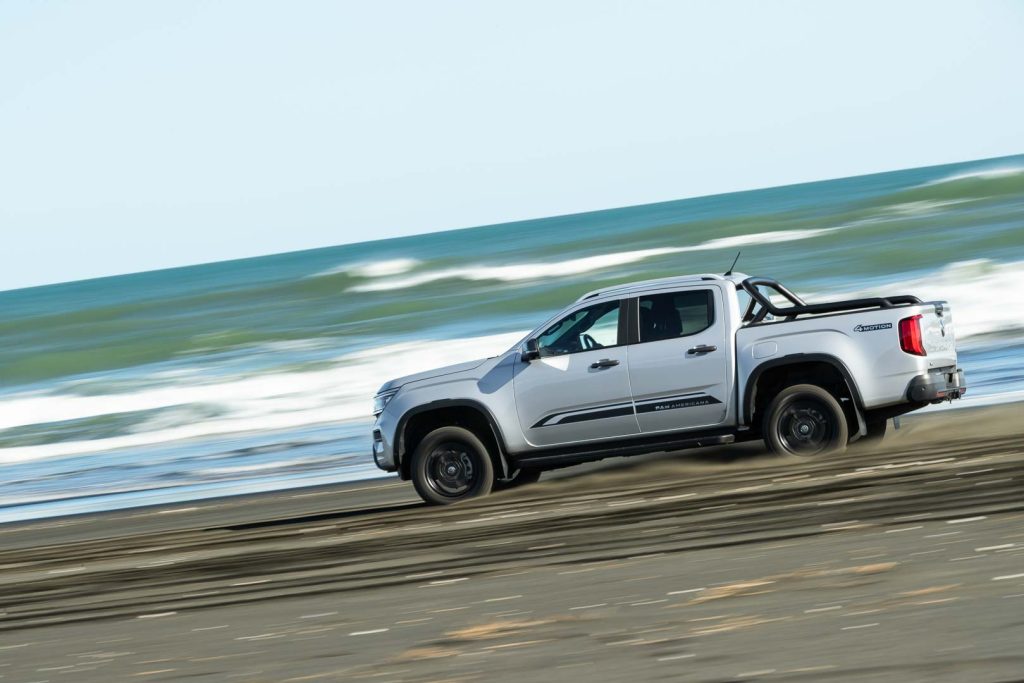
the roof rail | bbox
[574,273,728,303]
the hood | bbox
[377,358,490,394]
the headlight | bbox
[373,389,399,417]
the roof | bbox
[575,272,749,303]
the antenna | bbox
[724,251,742,276]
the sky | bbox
[1,1,1023,291]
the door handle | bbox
[688,344,718,355]
[590,358,620,369]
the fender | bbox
[395,399,512,478]
[743,353,867,436]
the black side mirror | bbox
[522,338,540,362]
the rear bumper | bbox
[908,367,966,403]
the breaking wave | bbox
[312,257,420,279]
[921,165,1024,187]
[348,228,841,292]
[0,331,525,466]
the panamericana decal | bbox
[532,394,721,428]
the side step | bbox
[515,432,736,469]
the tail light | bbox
[899,314,927,356]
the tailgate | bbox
[918,301,957,368]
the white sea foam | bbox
[0,331,525,465]
[692,228,838,251]
[313,257,420,279]
[348,248,687,292]
[884,199,971,215]
[922,165,1024,186]
[349,229,840,292]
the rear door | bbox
[627,286,730,433]
[513,299,639,447]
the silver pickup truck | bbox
[371,272,966,504]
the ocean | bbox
[2,155,1023,522]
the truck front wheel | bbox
[411,426,495,505]
[763,384,849,457]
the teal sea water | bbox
[2,155,1023,522]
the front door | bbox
[627,287,730,433]
[513,299,639,447]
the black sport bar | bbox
[740,277,922,324]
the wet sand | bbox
[1,404,1023,682]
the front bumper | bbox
[371,391,401,472]
[371,425,397,472]
[908,367,966,403]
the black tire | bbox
[411,426,495,505]
[763,384,849,457]
[495,468,542,491]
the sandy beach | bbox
[1,404,1023,682]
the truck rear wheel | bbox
[411,426,495,505]
[764,384,848,457]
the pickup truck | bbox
[371,272,966,505]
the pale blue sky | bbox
[1,1,1022,290]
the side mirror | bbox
[522,338,540,362]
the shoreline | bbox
[1,391,1019,527]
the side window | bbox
[638,290,714,343]
[537,300,620,356]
